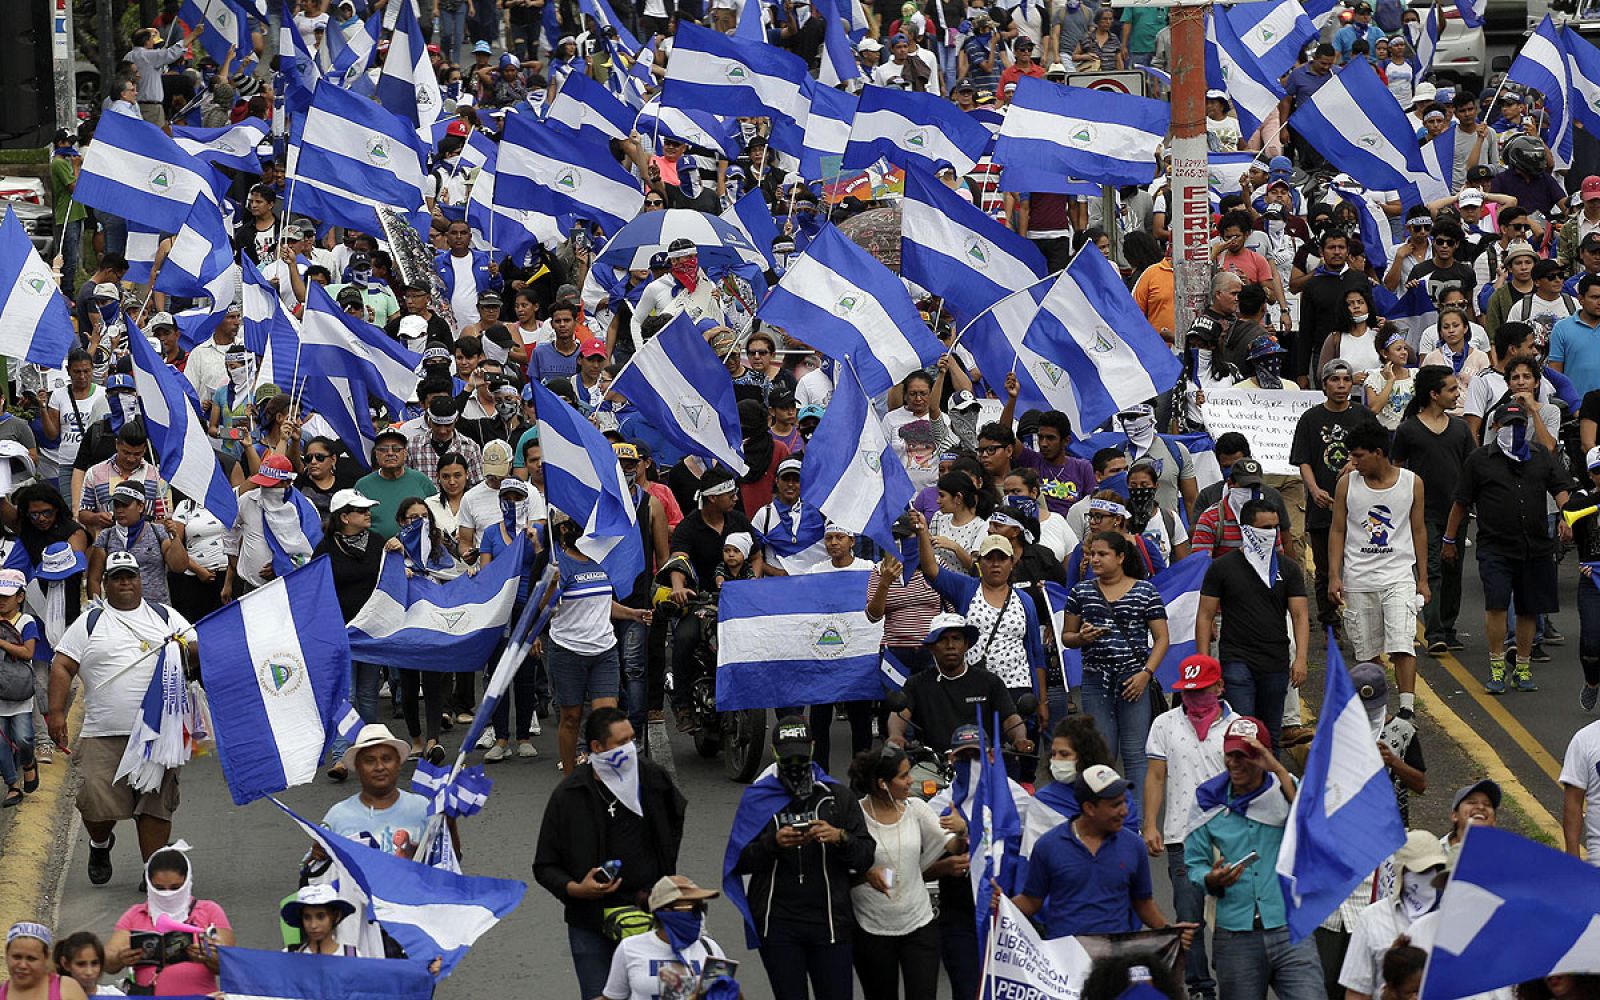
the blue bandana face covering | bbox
[655,908,703,954]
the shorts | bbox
[1343,583,1418,660]
[547,642,621,708]
[1477,549,1560,616]
[74,735,180,824]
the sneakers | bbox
[483,743,513,762]
[34,739,54,764]
[1446,633,1467,651]
[1486,659,1507,695]
[1529,644,1552,663]
[1581,684,1599,712]
[1513,660,1539,692]
[1544,622,1565,645]
[1427,639,1449,656]
[475,726,497,750]
[87,833,115,886]
[455,712,474,724]
[517,741,538,758]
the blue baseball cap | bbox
[105,373,136,392]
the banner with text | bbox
[985,896,1188,1000]
[1200,388,1326,476]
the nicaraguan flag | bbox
[1453,0,1487,29]
[347,535,525,672]
[244,254,301,378]
[1406,4,1442,76]
[470,144,563,258]
[1419,127,1455,194]
[1568,29,1600,134]
[1276,634,1407,942]
[611,312,748,475]
[901,168,1045,327]
[545,71,635,143]
[758,223,944,397]
[1505,16,1573,168]
[1418,826,1600,998]
[1332,186,1396,273]
[1286,59,1444,204]
[462,566,559,752]
[171,117,269,175]
[325,9,383,90]
[295,282,420,467]
[196,558,354,805]
[634,98,743,159]
[722,189,781,269]
[1219,0,1314,80]
[153,200,237,303]
[970,712,1023,956]
[1207,8,1294,136]
[996,78,1169,187]
[77,112,223,232]
[800,358,914,552]
[286,82,430,236]
[124,222,160,286]
[959,273,1057,411]
[799,82,858,183]
[497,114,641,235]
[660,22,811,128]
[845,86,992,176]
[125,318,238,525]
[716,572,885,710]
[817,0,862,86]
[0,208,76,368]
[529,380,646,587]
[412,758,495,817]
[1017,244,1183,435]
[271,797,527,976]
[179,0,253,71]
[724,763,845,946]
[376,0,442,133]
[579,0,643,58]
[219,947,433,1000]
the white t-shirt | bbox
[1144,702,1233,844]
[1560,719,1600,865]
[806,557,874,572]
[1338,898,1413,996]
[55,601,195,739]
[449,254,480,329]
[794,366,834,408]
[457,481,547,544]
[602,931,724,1000]
[45,386,108,469]
[850,796,954,936]
[293,12,329,50]
[1038,513,1077,562]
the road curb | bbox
[0,698,84,934]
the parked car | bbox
[0,176,54,254]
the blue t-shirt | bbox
[322,790,432,857]
[1283,64,1333,110]
[1021,821,1152,939]
[530,342,580,383]
[480,522,537,605]
[1550,313,1600,398]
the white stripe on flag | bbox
[630,342,749,474]
[240,581,325,787]
[1002,104,1157,168]
[783,254,925,380]
[852,107,977,174]
[369,900,501,950]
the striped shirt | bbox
[78,458,170,520]
[868,566,942,648]
[1061,578,1165,678]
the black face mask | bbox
[1128,485,1158,531]
[777,757,815,799]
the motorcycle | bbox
[660,592,768,783]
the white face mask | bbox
[1349,312,1369,326]
[259,488,288,510]
[1049,759,1077,784]
[1400,870,1441,920]
[1266,219,1286,237]
[1227,486,1256,513]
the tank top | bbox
[1341,468,1417,590]
[0,974,64,1000]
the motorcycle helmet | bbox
[1503,133,1548,176]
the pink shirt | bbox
[115,900,232,996]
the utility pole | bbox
[51,0,78,130]
[1167,1,1210,351]
[96,0,116,97]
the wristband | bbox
[1440,535,1456,545]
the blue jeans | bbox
[1212,926,1326,1000]
[616,618,648,732]
[0,712,35,786]
[100,212,127,258]
[1220,661,1290,757]
[437,4,468,63]
[1078,669,1153,803]
[567,924,616,1000]
[57,218,82,294]
[1167,844,1215,995]
[331,661,382,760]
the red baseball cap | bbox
[1583,175,1600,202]
[249,453,296,487]
[1171,654,1222,691]
[1222,717,1267,757]
[447,120,471,137]
[578,336,608,358]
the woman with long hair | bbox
[928,472,986,571]
[1318,285,1384,376]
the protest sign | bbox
[985,897,1189,999]
[1200,388,1326,476]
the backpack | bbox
[85,601,171,639]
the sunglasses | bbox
[1433,237,1457,246]
[375,444,406,454]
[747,348,771,356]
[1408,222,1432,231]
[307,452,332,462]
[643,198,665,207]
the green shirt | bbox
[51,156,87,226]
[354,467,438,538]
[1119,7,1167,52]
[1183,777,1296,932]
[327,282,401,328]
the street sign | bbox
[1065,72,1149,97]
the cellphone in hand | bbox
[1229,850,1261,872]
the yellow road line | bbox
[1427,649,1563,782]
[1412,670,1563,843]
[0,700,83,934]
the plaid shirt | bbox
[405,428,483,485]
[78,458,171,519]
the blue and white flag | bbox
[124,223,161,286]
[497,114,641,236]
[724,763,845,946]
[845,86,992,176]
[634,97,744,158]
[325,9,383,89]
[800,359,914,552]
[243,254,300,375]
[579,0,643,58]
[1453,0,1486,29]
[219,947,433,1000]
[1419,127,1455,194]
[171,117,269,175]
[286,82,430,236]
[799,83,858,183]
[261,489,325,581]
[970,712,1023,956]
[462,566,559,752]
[660,23,811,128]
[295,282,420,466]
[1406,4,1442,76]
[1333,185,1396,273]
[529,380,645,587]
[716,572,885,710]
[271,798,527,976]
[196,558,353,805]
[758,223,944,397]
[1568,29,1600,135]
[1286,59,1443,205]
[1418,827,1600,999]
[125,319,238,525]
[722,189,781,269]
[545,70,635,143]
[1304,0,1340,27]
[1505,16,1573,168]
[996,78,1168,187]
[1276,635,1407,942]
[1017,245,1183,435]
[901,167,1046,327]
[469,145,563,257]
[153,200,237,304]
[1208,3,1308,136]
[77,112,223,232]
[347,536,525,672]
[611,312,748,474]
[817,1,862,87]
[412,759,495,817]
[179,0,253,72]
[376,0,442,133]
[0,208,75,368]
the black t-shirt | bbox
[902,665,1017,754]
[1407,259,1477,304]
[1288,403,1383,529]
[669,509,755,591]
[384,312,454,348]
[1454,444,1571,558]
[605,793,665,896]
[1200,550,1306,673]
[1390,414,1476,526]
